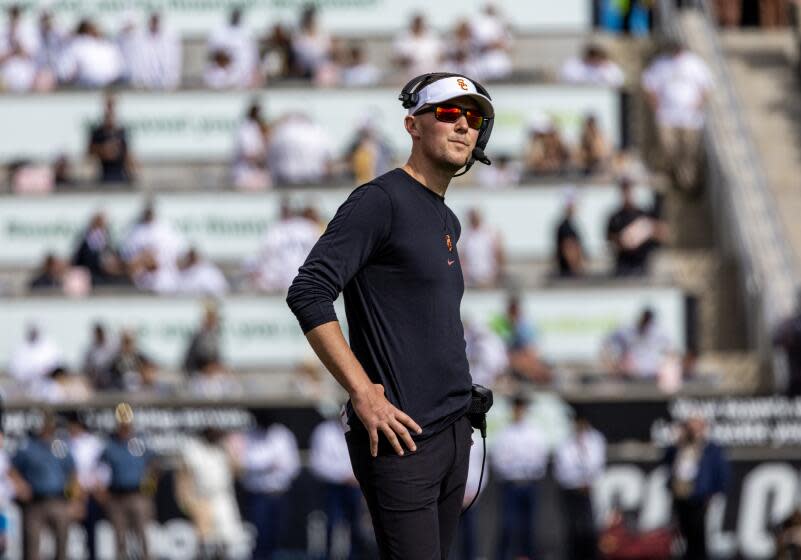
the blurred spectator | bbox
[346,118,394,185]
[66,412,106,560]
[115,11,138,83]
[602,308,676,381]
[555,409,606,560]
[459,208,505,288]
[177,428,248,558]
[340,43,381,86]
[31,365,92,403]
[122,204,187,271]
[576,114,612,175]
[393,13,442,79]
[259,23,293,80]
[464,317,508,389]
[773,292,801,396]
[250,200,320,291]
[476,153,521,189]
[309,418,368,559]
[206,8,257,89]
[0,5,41,92]
[491,297,552,384]
[98,404,156,560]
[128,12,181,90]
[183,305,222,376]
[7,158,54,194]
[52,154,73,187]
[128,250,179,294]
[560,44,624,87]
[28,252,65,291]
[61,19,124,88]
[554,189,586,278]
[104,329,151,391]
[662,416,729,560]
[177,248,228,296]
[522,115,571,177]
[33,10,66,86]
[442,20,482,78]
[267,113,333,185]
[290,5,332,80]
[231,419,301,559]
[232,101,271,190]
[7,324,62,392]
[605,178,668,276]
[88,95,135,184]
[187,361,243,399]
[642,41,712,194]
[457,433,490,560]
[491,395,548,560]
[83,323,117,390]
[72,212,129,287]
[8,411,78,560]
[469,3,513,81]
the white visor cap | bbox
[409,76,494,119]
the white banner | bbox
[0,287,685,370]
[0,184,652,265]
[0,86,621,162]
[0,0,590,36]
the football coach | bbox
[286,72,495,559]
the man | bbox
[560,43,625,87]
[602,308,675,380]
[490,395,548,560]
[554,189,586,277]
[87,94,135,184]
[9,411,78,560]
[458,208,505,289]
[7,324,62,394]
[97,404,157,560]
[642,41,712,194]
[554,409,607,560]
[286,72,495,559]
[606,177,668,276]
[66,413,105,560]
[183,304,222,375]
[663,416,728,559]
[128,12,181,90]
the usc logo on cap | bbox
[456,78,468,91]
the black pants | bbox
[675,498,707,559]
[561,488,598,560]
[346,414,473,560]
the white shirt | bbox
[341,62,381,87]
[240,425,301,494]
[206,23,256,87]
[309,420,355,485]
[128,27,181,90]
[393,30,442,78]
[62,35,124,87]
[178,260,229,297]
[7,335,62,387]
[609,323,673,379]
[133,265,180,294]
[255,216,320,292]
[188,372,243,399]
[291,29,332,76]
[464,321,508,388]
[642,51,713,129]
[203,62,241,89]
[0,53,36,91]
[476,161,522,189]
[469,13,512,80]
[459,224,502,287]
[69,431,109,490]
[491,419,548,482]
[560,56,625,87]
[554,428,606,490]
[123,219,188,269]
[267,116,332,185]
[232,119,267,179]
[0,20,39,58]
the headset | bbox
[399,72,494,177]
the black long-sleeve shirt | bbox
[286,168,472,438]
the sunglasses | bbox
[416,104,485,130]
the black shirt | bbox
[286,168,472,438]
[555,217,583,277]
[606,206,655,274]
[89,125,129,183]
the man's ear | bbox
[404,115,421,140]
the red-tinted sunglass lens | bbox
[465,111,484,130]
[435,106,462,123]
